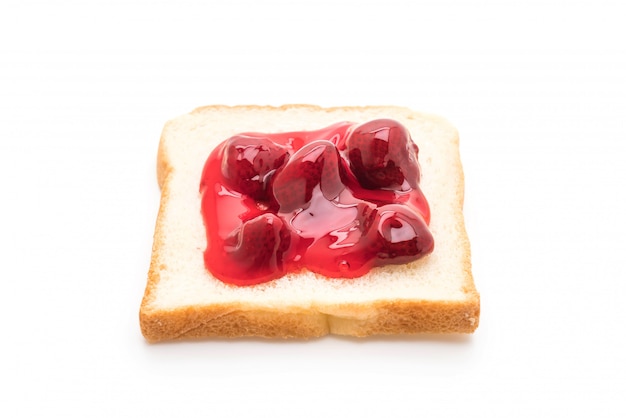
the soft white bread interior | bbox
[140,105,479,342]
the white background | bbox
[1,0,625,416]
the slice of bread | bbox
[140,105,479,342]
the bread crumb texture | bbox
[140,105,479,342]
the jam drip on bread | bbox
[200,120,434,286]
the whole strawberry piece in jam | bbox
[345,119,420,191]
[221,135,290,200]
[271,140,346,213]
[375,204,433,262]
[210,213,292,286]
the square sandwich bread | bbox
[140,105,479,342]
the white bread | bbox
[140,105,479,342]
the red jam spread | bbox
[200,119,434,286]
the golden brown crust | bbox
[156,119,175,190]
[140,298,479,342]
[140,305,330,342]
[140,104,479,342]
[328,298,480,336]
[141,162,172,311]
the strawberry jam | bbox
[200,120,434,286]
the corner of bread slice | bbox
[139,210,332,342]
[323,282,480,337]
[140,105,479,342]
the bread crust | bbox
[140,299,479,342]
[140,105,479,342]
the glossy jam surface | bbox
[200,120,434,286]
